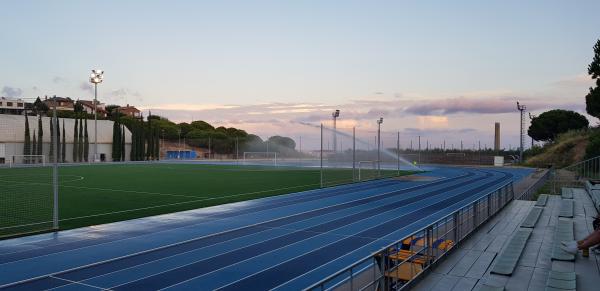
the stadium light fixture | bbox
[90,69,104,162]
[516,101,526,163]
[332,110,340,152]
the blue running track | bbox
[0,166,532,290]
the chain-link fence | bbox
[1,110,59,238]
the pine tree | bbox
[24,114,31,163]
[73,117,79,162]
[37,115,43,159]
[78,118,84,161]
[62,120,66,163]
[121,125,126,161]
[84,118,89,162]
[56,118,61,163]
[49,118,54,162]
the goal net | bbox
[8,155,46,167]
[243,152,278,166]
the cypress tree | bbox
[62,120,66,163]
[121,125,126,161]
[112,119,122,161]
[84,118,89,162]
[154,127,159,160]
[32,130,37,159]
[78,118,83,161]
[37,115,43,159]
[56,118,61,163]
[24,114,31,163]
[73,117,79,162]
[49,117,54,162]
[130,124,136,161]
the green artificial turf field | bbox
[0,163,412,237]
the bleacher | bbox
[412,184,600,291]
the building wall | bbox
[0,142,131,163]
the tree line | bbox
[23,114,90,163]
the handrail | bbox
[305,179,514,291]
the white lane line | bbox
[0,173,467,289]
[139,173,491,290]
[221,172,508,291]
[47,275,110,291]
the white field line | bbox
[0,173,467,289]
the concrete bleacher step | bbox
[521,207,543,228]
[489,228,532,276]
[561,188,573,199]
[535,194,549,207]
[550,219,575,261]
[477,284,505,291]
[558,199,574,218]
[545,271,576,291]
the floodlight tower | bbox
[89,69,104,162]
[332,110,340,152]
[517,101,526,162]
[377,117,383,173]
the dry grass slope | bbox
[526,129,589,168]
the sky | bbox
[1,0,599,150]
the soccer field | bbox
[0,163,411,236]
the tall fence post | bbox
[320,123,323,188]
[397,131,400,176]
[52,99,59,230]
[352,127,356,182]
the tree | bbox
[73,117,79,162]
[268,136,296,149]
[56,118,61,163]
[49,118,54,162]
[37,115,43,159]
[84,118,89,162]
[112,119,121,161]
[62,120,66,163]
[74,101,84,113]
[528,109,589,142]
[24,114,31,163]
[33,97,49,115]
[78,118,84,161]
[32,130,37,157]
[586,39,600,119]
[121,125,126,161]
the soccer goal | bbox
[357,160,378,181]
[8,155,46,167]
[243,152,278,166]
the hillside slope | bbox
[525,130,589,168]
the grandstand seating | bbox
[551,219,575,261]
[545,271,576,291]
[477,284,505,291]
[489,228,532,275]
[520,207,543,228]
[561,188,573,199]
[558,199,574,218]
[535,194,548,206]
[585,180,600,211]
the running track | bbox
[0,166,532,290]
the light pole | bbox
[332,110,340,152]
[377,117,383,174]
[89,69,103,162]
[517,101,526,162]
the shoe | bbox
[561,241,578,255]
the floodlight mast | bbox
[377,117,383,174]
[517,101,526,163]
[89,69,104,162]
[332,110,340,152]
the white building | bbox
[0,114,131,164]
[0,97,25,115]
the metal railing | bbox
[515,168,552,201]
[305,181,514,291]
[553,156,600,194]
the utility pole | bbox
[418,135,421,164]
[517,101,526,162]
[377,118,383,175]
